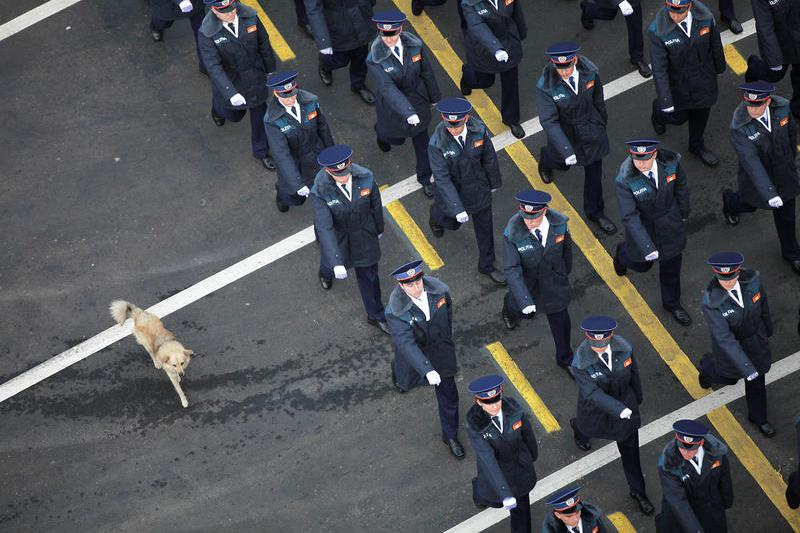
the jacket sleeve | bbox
[264,120,303,193]
[463,3,503,55]
[730,127,779,203]
[563,230,573,274]
[593,74,609,125]
[466,425,514,501]
[615,178,656,255]
[521,415,538,461]
[575,367,628,416]
[536,85,574,159]
[198,34,238,101]
[304,0,332,50]
[658,466,704,532]
[711,20,726,75]
[420,50,442,104]
[649,30,673,109]
[367,59,416,118]
[752,0,783,67]
[482,132,502,190]
[371,180,384,235]
[719,454,734,509]
[257,21,277,74]
[674,161,691,219]
[760,285,774,337]
[701,301,757,378]
[312,192,344,267]
[317,109,335,147]
[630,353,643,405]
[503,235,534,308]
[386,312,435,376]
[429,142,465,216]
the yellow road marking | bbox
[240,0,295,62]
[485,342,561,433]
[396,1,799,527]
[381,186,444,271]
[723,43,748,75]
[608,512,637,533]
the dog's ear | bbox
[184,349,194,356]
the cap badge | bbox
[558,56,567,63]
[485,388,497,396]
[594,333,604,340]
[406,268,416,276]
[637,146,646,153]
[448,114,458,120]
[524,205,534,212]
[284,83,293,90]
[565,498,575,506]
[748,93,759,100]
[221,0,232,6]
[671,0,680,5]
[720,267,730,273]
[336,162,346,169]
[383,23,392,30]
[684,435,694,442]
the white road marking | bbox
[444,349,800,533]
[0,21,759,401]
[0,0,83,42]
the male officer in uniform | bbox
[149,0,206,72]
[655,420,733,533]
[502,190,574,376]
[746,0,800,119]
[466,375,537,532]
[305,0,376,105]
[723,82,800,274]
[788,416,800,509]
[613,140,692,326]
[536,42,617,235]
[265,71,334,213]
[699,252,776,437]
[542,487,610,533]
[648,0,726,168]
[429,98,505,284]
[386,260,464,459]
[198,0,277,170]
[311,145,389,335]
[367,10,442,198]
[579,0,652,77]
[459,0,527,139]
[570,316,654,515]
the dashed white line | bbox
[0,0,83,42]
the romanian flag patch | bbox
[512,420,522,431]
[711,460,721,469]
[780,117,789,127]
[666,173,677,183]
[359,188,371,197]
[585,80,595,90]
[624,357,632,368]
[247,25,257,34]
[412,54,421,63]
[473,139,484,148]
[752,292,761,303]
[436,297,446,309]
[699,26,710,36]
[505,0,514,4]
[555,234,565,243]
[307,110,318,120]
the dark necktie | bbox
[226,22,235,35]
[680,21,688,34]
[760,116,770,130]
[568,76,576,92]
[340,184,350,200]
[290,106,299,119]
[603,352,611,369]
[731,288,740,305]
[647,170,656,189]
[693,457,701,470]
[492,416,501,430]
[534,229,542,243]
[394,45,402,61]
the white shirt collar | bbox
[727,281,743,307]
[411,289,430,321]
[563,70,580,95]
[281,100,301,121]
[450,127,467,146]
[491,410,504,432]
[531,216,550,245]
[223,15,239,37]
[643,162,659,189]
[757,108,771,131]
[568,521,584,533]
[599,346,613,370]
[688,446,705,474]
[677,11,693,37]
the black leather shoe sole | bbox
[319,276,332,290]
[211,110,225,127]
[570,419,591,451]
[442,437,466,459]
[749,418,776,438]
[367,318,391,335]
[789,260,800,275]
[631,60,652,78]
[505,123,525,139]
[590,216,617,235]
[318,65,332,86]
[698,369,712,389]
[651,113,666,135]
[411,5,423,15]
[261,157,276,171]
[275,196,289,213]
[482,270,507,285]
[377,138,391,152]
[459,77,472,96]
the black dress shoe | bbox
[631,493,655,515]
[669,307,692,326]
[749,419,776,438]
[505,123,525,139]
[613,243,627,276]
[570,419,591,451]
[319,275,332,290]
[689,147,720,168]
[721,191,740,225]
[538,148,554,184]
[442,437,466,459]
[411,2,423,15]
[275,195,289,213]
[482,269,507,285]
[211,109,226,127]
[787,473,800,509]
[377,138,391,152]
[651,111,666,135]
[698,369,712,389]
[788,259,800,275]
[367,317,391,335]
[590,215,617,235]
[429,216,444,237]
[459,76,472,96]
[151,29,163,42]
[631,59,652,78]
[502,309,518,330]
[423,184,434,198]
[261,156,276,171]
[318,63,332,86]
[722,16,743,34]
[579,1,594,29]
[352,87,375,105]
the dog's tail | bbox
[109,300,140,325]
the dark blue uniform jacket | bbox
[150,0,204,21]
[460,0,527,73]
[752,0,800,66]
[304,0,375,52]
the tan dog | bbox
[109,300,193,408]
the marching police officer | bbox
[655,420,733,533]
[265,71,334,213]
[305,0,376,105]
[699,252,776,437]
[459,0,527,139]
[366,10,442,197]
[466,375,537,532]
[149,0,206,72]
[542,487,610,533]
[311,145,389,335]
[746,0,800,118]
[570,316,654,515]
[198,0,277,170]
[536,42,618,235]
[613,140,692,326]
[648,0,725,168]
[502,190,574,375]
[788,416,800,509]
[429,98,505,284]
[386,260,464,459]
[723,82,800,274]
[579,0,652,77]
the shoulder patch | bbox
[711,459,721,469]
[307,110,318,120]
[473,139,484,148]
[585,79,595,90]
[699,26,710,36]
[780,117,789,127]
[247,25,257,33]
[624,357,632,368]
[436,297,446,309]
[360,188,371,197]
[666,173,677,183]
[512,420,522,431]
[752,292,761,303]
[411,53,421,63]
[555,234,565,243]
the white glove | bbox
[495,50,509,63]
[770,65,783,72]
[662,106,675,113]
[333,265,348,279]
[491,188,497,193]
[230,93,246,106]
[522,305,536,315]
[502,497,517,510]
[619,0,634,16]
[426,370,441,386]
[320,47,333,55]
[456,211,469,223]
[746,371,760,381]
[406,114,420,126]
[179,0,193,12]
[565,154,578,166]
[378,233,383,239]
[768,196,783,208]
[645,251,659,262]
[297,186,310,197]
[620,408,633,419]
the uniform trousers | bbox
[583,2,644,62]
[276,184,308,207]
[435,375,460,439]
[319,262,386,322]
[503,295,574,368]
[573,425,647,496]
[539,148,605,219]
[723,193,800,261]
[461,65,520,125]
[212,102,269,159]
[718,0,737,19]
[320,45,369,90]
[294,0,309,26]
[430,204,496,273]
[509,493,532,533]
[746,56,800,118]
[652,101,711,152]
[150,9,206,69]
[700,357,768,423]
[617,245,683,311]
[377,128,432,186]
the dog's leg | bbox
[167,371,189,408]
